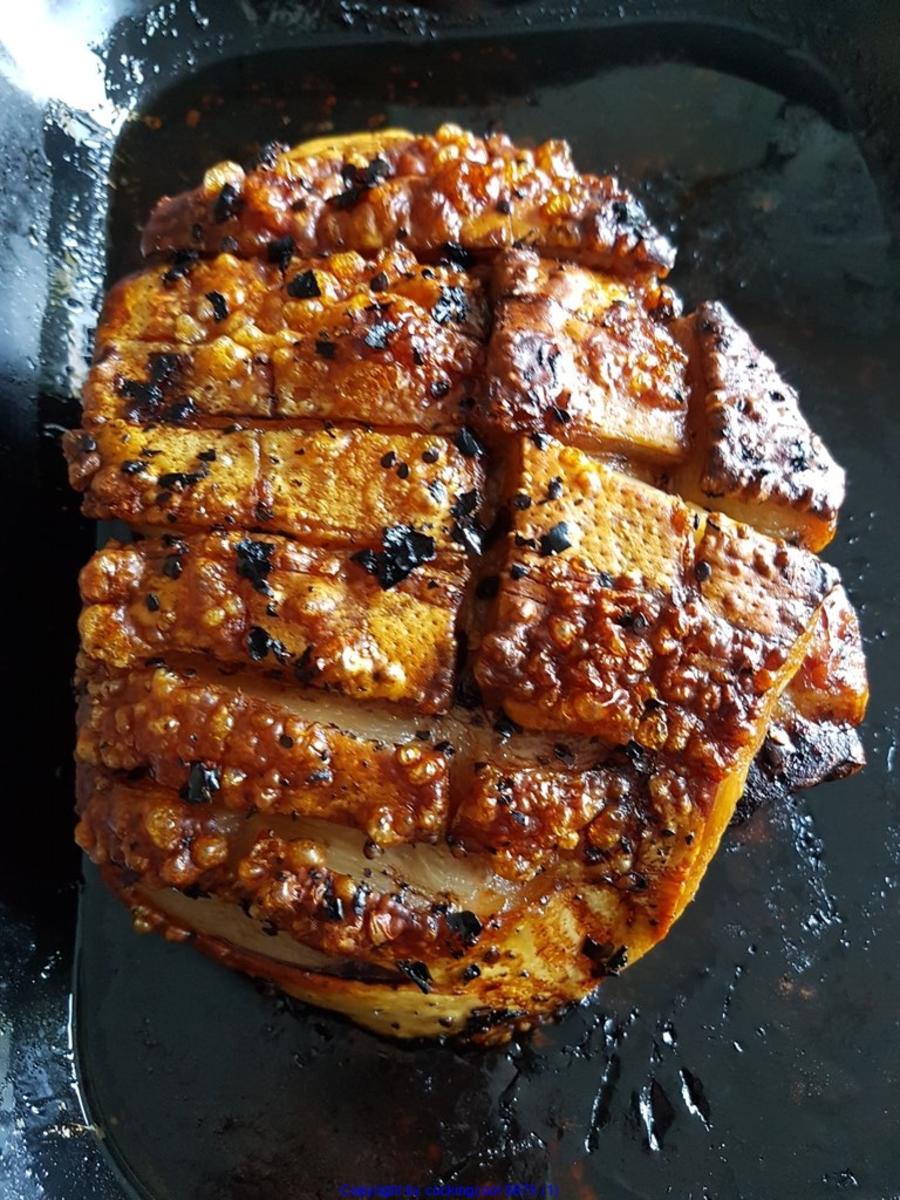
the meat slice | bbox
[478,250,689,463]
[69,124,868,1042]
[671,302,845,551]
[758,585,867,790]
[79,533,465,712]
[64,422,484,549]
[97,245,488,347]
[476,437,836,753]
[76,664,454,845]
[91,247,487,433]
[141,125,675,279]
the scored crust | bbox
[70,126,868,1041]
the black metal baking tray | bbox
[3,3,900,1197]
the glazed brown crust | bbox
[141,125,676,279]
[672,302,845,551]
[478,251,689,462]
[97,245,489,348]
[79,533,466,711]
[63,421,483,550]
[91,247,487,433]
[76,665,451,845]
[69,124,868,1041]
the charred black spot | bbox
[287,270,320,299]
[445,910,483,948]
[213,182,243,224]
[432,284,469,326]
[266,235,295,272]
[235,538,275,595]
[332,156,391,210]
[398,960,432,994]
[581,937,628,978]
[205,290,228,321]
[180,761,221,805]
[351,525,436,590]
[539,521,571,556]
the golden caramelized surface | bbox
[70,125,867,1042]
[93,246,487,433]
[479,251,689,462]
[141,125,676,278]
[79,533,466,711]
[65,421,483,548]
[672,302,845,551]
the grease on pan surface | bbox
[69,124,867,1042]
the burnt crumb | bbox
[427,479,447,504]
[351,524,436,590]
[197,448,217,463]
[161,248,199,287]
[247,626,289,663]
[161,397,196,425]
[78,433,97,452]
[430,379,450,399]
[465,1006,524,1035]
[118,351,186,423]
[286,269,321,299]
[493,711,522,740]
[581,937,628,978]
[332,156,391,210]
[398,960,432,994]
[476,574,500,600]
[235,537,275,595]
[512,492,532,510]
[553,743,575,767]
[266,235,295,272]
[440,242,473,269]
[314,337,336,359]
[421,446,440,464]
[462,963,481,981]
[162,554,183,580]
[623,740,653,774]
[255,500,274,523]
[213,182,243,223]
[451,521,484,556]
[454,426,484,458]
[180,761,221,805]
[205,290,228,321]
[450,489,480,520]
[695,559,712,583]
[319,882,344,922]
[445,910,483,947]
[120,459,146,476]
[294,644,321,686]
[364,320,399,351]
[156,465,209,491]
[396,462,410,480]
[369,270,389,292]
[145,593,160,613]
[539,522,571,556]
[254,140,287,169]
[545,476,564,501]
[495,198,511,215]
[278,734,294,749]
[509,562,529,581]
[432,284,469,326]
[380,450,397,469]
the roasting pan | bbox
[2,2,899,1197]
